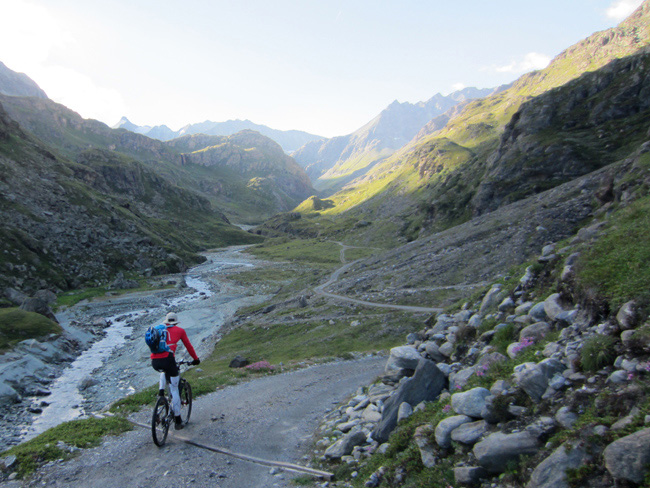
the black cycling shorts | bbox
[151,353,178,380]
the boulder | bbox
[473,431,539,472]
[528,442,591,488]
[424,342,446,362]
[616,301,637,330]
[324,429,367,459]
[34,289,57,304]
[20,297,58,323]
[385,346,422,372]
[0,381,20,404]
[451,388,491,418]
[604,428,650,483]
[454,466,488,486]
[529,302,548,322]
[450,420,488,445]
[449,366,476,391]
[513,359,565,402]
[555,407,578,430]
[498,297,515,313]
[543,293,565,321]
[413,425,437,468]
[479,285,503,315]
[514,301,534,316]
[4,287,27,306]
[435,415,472,448]
[229,355,249,368]
[372,359,446,443]
[397,402,413,423]
[519,322,551,343]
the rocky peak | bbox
[0,61,48,99]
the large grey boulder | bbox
[529,302,548,322]
[451,420,488,445]
[372,359,446,443]
[385,346,422,372]
[324,429,367,459]
[604,427,650,483]
[616,300,637,330]
[4,287,27,305]
[34,289,57,304]
[451,387,491,418]
[454,466,488,486]
[527,442,591,488]
[473,431,539,472]
[0,381,20,404]
[513,359,565,402]
[435,415,472,448]
[479,285,503,315]
[20,297,58,323]
[449,366,477,391]
[424,342,446,362]
[543,293,565,321]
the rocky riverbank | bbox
[0,247,271,453]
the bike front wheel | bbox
[152,396,170,447]
[179,379,192,425]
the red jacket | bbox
[150,324,199,360]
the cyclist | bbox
[150,312,200,429]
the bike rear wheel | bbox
[152,396,170,447]
[179,379,192,425]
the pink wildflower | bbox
[628,372,635,381]
[245,360,274,371]
[442,404,451,413]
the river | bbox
[14,246,270,444]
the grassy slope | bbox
[0,308,62,351]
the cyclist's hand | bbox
[191,359,201,366]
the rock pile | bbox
[314,239,650,487]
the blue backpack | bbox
[145,324,170,354]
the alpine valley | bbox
[3,3,650,488]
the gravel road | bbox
[13,356,385,488]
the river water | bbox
[19,247,266,442]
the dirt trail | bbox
[12,356,385,488]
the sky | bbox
[0,0,644,138]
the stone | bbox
[526,417,557,439]
[20,297,58,322]
[514,301,534,315]
[324,429,367,459]
[4,287,27,306]
[468,314,483,328]
[78,376,97,390]
[611,407,640,431]
[498,297,515,313]
[519,267,535,287]
[385,346,422,372]
[528,442,591,488]
[1,454,17,470]
[449,366,477,391]
[34,289,57,304]
[490,380,512,396]
[397,402,413,423]
[473,431,539,472]
[454,466,488,486]
[616,301,637,330]
[362,405,382,423]
[476,352,507,371]
[372,360,445,443]
[451,420,488,445]
[513,363,550,402]
[451,388,491,418]
[424,342,446,363]
[438,342,454,357]
[229,355,249,368]
[519,322,551,343]
[479,285,503,315]
[0,381,20,404]
[435,415,472,448]
[413,425,437,468]
[607,370,628,384]
[406,333,420,345]
[543,293,565,321]
[529,302,548,322]
[604,427,650,483]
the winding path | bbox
[314,242,444,313]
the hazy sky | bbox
[0,0,643,137]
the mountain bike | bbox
[151,360,193,447]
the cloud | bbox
[493,52,552,74]
[451,83,467,92]
[606,0,643,20]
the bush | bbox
[580,334,617,371]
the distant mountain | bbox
[292,87,496,194]
[0,61,48,99]
[114,117,324,153]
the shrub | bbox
[580,335,617,371]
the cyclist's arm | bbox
[179,329,199,361]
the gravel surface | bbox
[13,356,385,488]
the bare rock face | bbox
[473,431,539,472]
[528,442,591,488]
